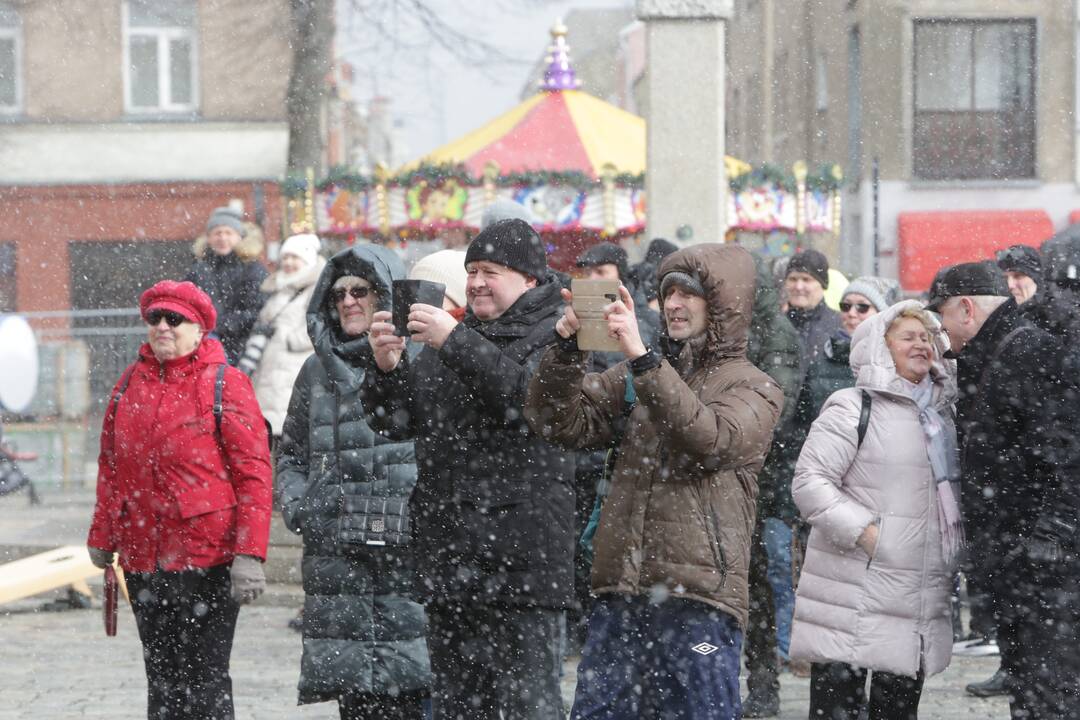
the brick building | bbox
[0,0,294,317]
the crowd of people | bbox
[83,202,1078,720]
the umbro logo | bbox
[691,642,718,656]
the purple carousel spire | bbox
[539,19,581,92]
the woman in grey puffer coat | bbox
[276,244,430,720]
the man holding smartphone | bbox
[363,218,574,720]
[525,243,783,720]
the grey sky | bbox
[338,0,633,164]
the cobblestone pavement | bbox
[0,593,1010,720]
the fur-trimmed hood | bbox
[192,222,265,262]
[849,299,956,407]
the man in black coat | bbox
[185,206,268,364]
[364,218,573,720]
[930,262,1079,719]
[569,241,663,647]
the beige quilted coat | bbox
[789,300,958,678]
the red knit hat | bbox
[140,280,217,331]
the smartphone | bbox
[572,279,622,352]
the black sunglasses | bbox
[330,286,373,303]
[839,301,873,314]
[145,310,188,327]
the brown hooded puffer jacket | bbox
[525,244,783,626]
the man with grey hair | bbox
[928,262,1078,718]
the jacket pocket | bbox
[865,515,885,568]
[173,483,238,519]
[697,488,728,592]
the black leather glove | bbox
[1024,515,1077,564]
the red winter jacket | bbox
[87,337,272,572]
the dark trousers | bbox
[570,595,743,720]
[745,513,779,696]
[339,692,426,720]
[809,662,924,720]
[570,462,603,648]
[994,558,1080,720]
[426,600,564,720]
[965,567,997,640]
[127,565,240,720]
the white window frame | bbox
[121,0,199,115]
[0,5,23,115]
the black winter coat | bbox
[186,252,268,365]
[748,258,802,520]
[362,276,576,609]
[951,298,1063,575]
[765,301,846,522]
[276,244,430,704]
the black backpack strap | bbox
[210,363,272,450]
[213,363,226,438]
[857,390,872,450]
[107,365,137,423]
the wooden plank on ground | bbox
[0,545,124,605]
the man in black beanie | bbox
[996,244,1042,305]
[363,217,574,720]
[576,241,630,282]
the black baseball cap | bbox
[925,261,1009,312]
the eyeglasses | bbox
[839,302,873,314]
[145,310,188,327]
[331,286,373,303]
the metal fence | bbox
[2,308,145,491]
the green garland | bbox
[728,163,843,194]
[284,163,646,196]
[287,162,840,196]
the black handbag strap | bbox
[857,390,872,450]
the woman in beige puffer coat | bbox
[248,234,326,437]
[789,301,959,720]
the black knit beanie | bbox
[465,218,547,280]
[576,242,629,279]
[786,249,830,289]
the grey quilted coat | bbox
[276,244,430,704]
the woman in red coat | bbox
[87,280,272,720]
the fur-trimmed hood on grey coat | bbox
[789,300,958,678]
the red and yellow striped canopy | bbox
[407,89,749,179]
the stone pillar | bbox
[636,0,733,245]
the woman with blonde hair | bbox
[789,301,961,720]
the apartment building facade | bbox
[727,0,1078,289]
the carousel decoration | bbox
[283,22,842,267]
[726,161,843,236]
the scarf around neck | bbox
[909,375,964,563]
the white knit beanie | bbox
[279,233,322,269]
[409,250,468,308]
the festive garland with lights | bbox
[284,163,647,194]
[287,162,841,196]
[728,163,843,194]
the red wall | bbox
[0,181,282,324]
[897,210,1054,292]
